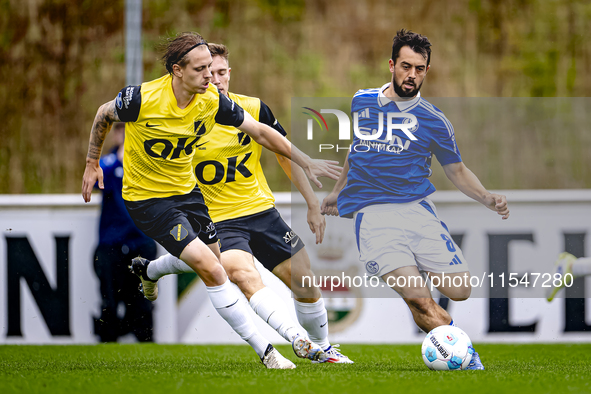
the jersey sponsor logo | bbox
[144,137,207,160]
[115,92,123,109]
[170,224,188,242]
[194,152,253,185]
[366,260,379,275]
[143,120,208,160]
[123,86,135,109]
[283,230,297,244]
[146,122,162,128]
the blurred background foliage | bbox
[1,0,591,193]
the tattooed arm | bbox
[82,100,120,202]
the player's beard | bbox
[393,78,423,98]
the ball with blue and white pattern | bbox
[421,325,474,370]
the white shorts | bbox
[354,198,469,277]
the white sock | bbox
[147,253,193,280]
[249,287,300,342]
[572,258,591,276]
[294,299,330,350]
[207,279,270,358]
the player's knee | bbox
[448,286,471,302]
[209,263,228,281]
[196,261,228,287]
[289,250,315,281]
[227,266,262,293]
[440,280,472,301]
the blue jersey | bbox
[338,83,462,218]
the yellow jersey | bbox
[193,92,287,222]
[114,75,244,201]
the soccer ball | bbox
[421,325,474,370]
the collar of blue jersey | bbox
[377,82,421,111]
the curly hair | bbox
[391,29,432,66]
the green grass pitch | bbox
[1,344,590,394]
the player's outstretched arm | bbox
[320,151,350,217]
[276,154,326,244]
[82,100,120,202]
[442,161,510,220]
[237,112,342,188]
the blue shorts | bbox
[215,207,305,271]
